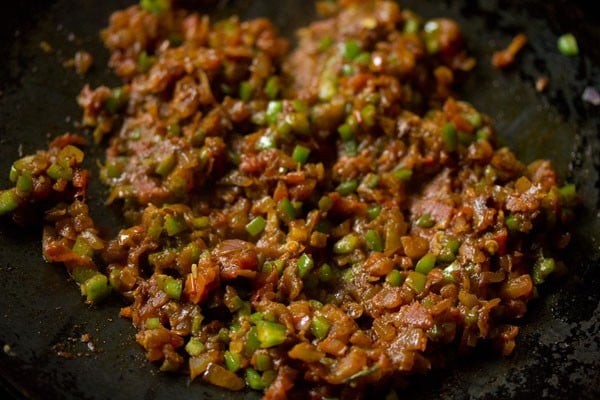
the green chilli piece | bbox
[393,168,413,182]
[224,350,243,372]
[367,204,382,220]
[386,269,403,286]
[532,257,556,285]
[16,173,33,195]
[403,18,420,34]
[365,229,384,252]
[318,36,334,51]
[441,122,457,151]
[145,317,161,330]
[185,337,205,356]
[337,123,354,141]
[164,277,182,300]
[443,261,461,282]
[362,173,380,189]
[310,315,331,339]
[246,216,267,236]
[318,195,333,212]
[505,213,520,232]
[464,112,482,129]
[72,235,93,258]
[0,189,19,215]
[254,353,272,371]
[360,104,377,127]
[336,179,358,196]
[416,213,435,228]
[140,0,170,13]
[47,163,73,181]
[238,81,253,101]
[415,253,436,274]
[318,263,334,282]
[405,271,427,293]
[245,368,276,391]
[266,100,283,124]
[256,320,287,348]
[105,86,128,114]
[80,273,111,304]
[342,39,361,60]
[292,145,311,164]
[333,234,359,254]
[297,253,314,278]
[164,214,187,236]
[155,152,176,177]
[277,198,296,221]
[354,52,371,65]
[264,76,281,100]
[138,51,156,72]
[557,33,579,56]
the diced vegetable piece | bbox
[297,253,314,278]
[245,368,275,390]
[292,145,311,164]
[405,271,427,293]
[365,229,384,252]
[336,179,358,196]
[557,33,579,56]
[318,263,334,282]
[264,76,281,100]
[367,204,382,220]
[338,123,354,141]
[532,257,556,285]
[415,253,436,274]
[155,152,176,177]
[0,190,19,215]
[81,274,111,304]
[319,36,334,51]
[164,215,186,236]
[416,213,435,228]
[333,234,359,254]
[185,337,205,356]
[360,104,377,127]
[266,100,283,124]
[278,198,296,221]
[246,216,266,236]
[386,270,403,286]
[146,317,161,329]
[442,261,461,282]
[404,18,419,34]
[224,350,243,372]
[310,315,331,339]
[244,327,261,357]
[105,86,128,113]
[163,277,182,300]
[16,174,33,194]
[342,39,361,60]
[393,168,413,182]
[47,163,73,181]
[441,123,457,151]
[256,320,287,348]
[239,81,253,101]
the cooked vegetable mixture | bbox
[0,1,578,399]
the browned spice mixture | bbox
[0,1,578,399]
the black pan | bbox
[0,1,599,399]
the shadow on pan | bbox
[0,0,598,399]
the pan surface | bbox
[0,1,599,399]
